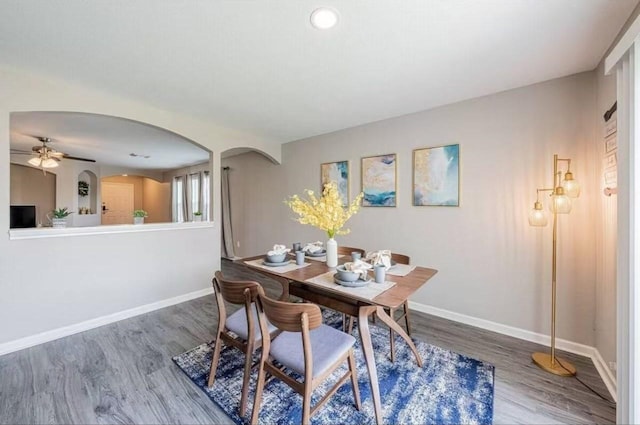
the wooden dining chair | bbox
[250,290,361,425]
[337,246,366,257]
[345,252,412,361]
[207,271,279,418]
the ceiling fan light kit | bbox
[27,156,58,168]
[12,135,96,168]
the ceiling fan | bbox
[10,136,96,169]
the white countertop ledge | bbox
[9,221,215,240]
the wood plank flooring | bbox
[0,259,616,424]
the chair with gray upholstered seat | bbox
[250,289,361,425]
[207,271,278,418]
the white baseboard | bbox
[0,290,617,402]
[0,287,214,357]
[591,347,618,402]
[408,301,617,401]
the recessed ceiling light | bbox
[310,7,339,30]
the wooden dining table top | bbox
[240,254,438,309]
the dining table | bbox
[240,253,438,424]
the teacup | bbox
[374,264,386,283]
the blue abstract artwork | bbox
[413,144,460,206]
[362,154,397,207]
[321,160,349,205]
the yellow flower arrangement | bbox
[286,181,364,238]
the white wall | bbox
[594,61,619,372]
[0,66,281,347]
[223,72,599,347]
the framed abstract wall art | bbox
[321,160,349,205]
[413,144,460,206]
[361,154,397,207]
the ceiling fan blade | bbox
[62,154,96,163]
[10,151,33,155]
[20,134,96,163]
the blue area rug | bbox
[173,311,494,424]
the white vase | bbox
[134,217,145,225]
[326,237,338,268]
[193,215,202,222]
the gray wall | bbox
[0,66,239,349]
[223,72,600,347]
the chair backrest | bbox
[390,253,410,265]
[256,292,322,333]
[213,270,262,305]
[337,246,366,257]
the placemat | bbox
[304,271,396,302]
[387,263,417,277]
[244,259,311,273]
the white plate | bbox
[305,250,326,257]
[262,260,291,267]
[333,274,372,287]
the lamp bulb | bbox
[550,190,572,214]
[562,173,581,198]
[529,205,548,226]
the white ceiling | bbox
[10,112,210,171]
[0,1,637,144]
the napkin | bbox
[303,241,324,253]
[344,259,373,280]
[365,250,392,270]
[267,244,291,255]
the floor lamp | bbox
[528,154,580,376]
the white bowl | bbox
[266,253,287,263]
[336,265,360,282]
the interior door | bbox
[101,182,134,225]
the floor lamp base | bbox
[532,352,576,376]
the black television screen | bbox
[10,205,36,229]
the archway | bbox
[9,111,213,227]
[219,147,281,258]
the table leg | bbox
[374,306,423,367]
[358,305,382,425]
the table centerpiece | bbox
[285,181,363,267]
